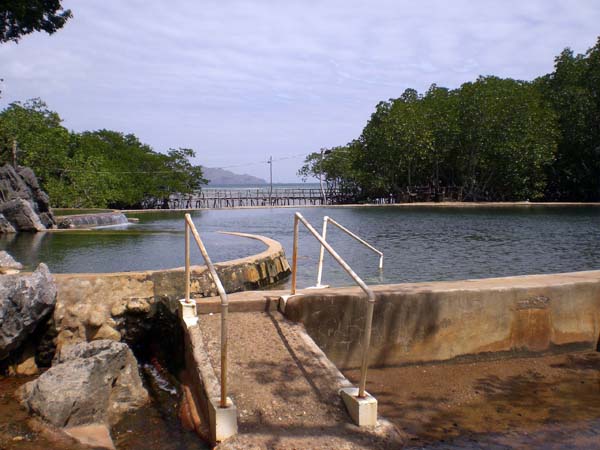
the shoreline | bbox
[120,201,600,213]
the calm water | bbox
[1,206,599,287]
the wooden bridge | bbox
[144,186,465,209]
[166,188,348,209]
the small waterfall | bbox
[57,212,130,229]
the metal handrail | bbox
[291,212,376,398]
[316,216,383,288]
[184,213,229,408]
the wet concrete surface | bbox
[344,351,600,449]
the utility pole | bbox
[268,156,273,205]
[319,149,325,205]
[12,139,17,168]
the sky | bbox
[1,1,599,182]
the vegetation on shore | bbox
[0,99,206,208]
[300,37,600,202]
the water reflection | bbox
[1,206,599,287]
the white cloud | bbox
[1,0,599,181]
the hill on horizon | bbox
[202,167,267,185]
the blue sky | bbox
[1,0,599,182]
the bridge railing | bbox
[184,213,229,408]
[315,216,383,288]
[290,212,376,398]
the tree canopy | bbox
[0,0,72,43]
[0,99,207,208]
[300,37,600,202]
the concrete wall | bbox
[52,232,290,350]
[284,271,600,369]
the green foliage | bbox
[536,37,600,200]
[300,37,600,202]
[0,99,207,208]
[1,0,72,43]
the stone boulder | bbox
[0,263,56,360]
[19,340,148,428]
[0,250,23,274]
[0,213,16,233]
[0,164,56,232]
[0,198,46,231]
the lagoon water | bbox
[1,205,599,288]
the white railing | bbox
[315,216,383,288]
[184,213,229,408]
[290,212,376,398]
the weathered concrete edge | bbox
[53,231,289,280]
[51,232,290,350]
[181,306,238,444]
[268,312,402,440]
[284,269,600,369]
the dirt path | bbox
[201,311,398,449]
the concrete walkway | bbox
[197,308,398,449]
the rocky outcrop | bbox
[0,164,55,232]
[18,340,148,428]
[0,213,16,233]
[0,250,23,274]
[0,263,57,360]
[0,198,46,231]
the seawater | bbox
[1,205,599,287]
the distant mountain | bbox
[202,167,267,185]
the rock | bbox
[19,340,148,428]
[0,199,46,231]
[64,424,116,450]
[87,309,106,328]
[0,213,16,233]
[8,343,39,376]
[126,298,151,314]
[0,164,56,232]
[57,217,75,229]
[92,324,121,341]
[0,263,57,360]
[0,250,23,274]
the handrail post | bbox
[358,296,375,398]
[315,215,328,287]
[291,214,299,295]
[184,214,229,408]
[292,212,376,399]
[185,221,191,303]
[220,300,228,407]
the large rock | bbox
[0,250,23,274]
[19,340,148,428]
[0,213,16,233]
[0,263,56,360]
[0,198,46,231]
[0,164,56,232]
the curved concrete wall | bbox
[284,271,600,369]
[52,232,290,350]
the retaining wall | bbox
[283,270,600,369]
[52,232,290,350]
